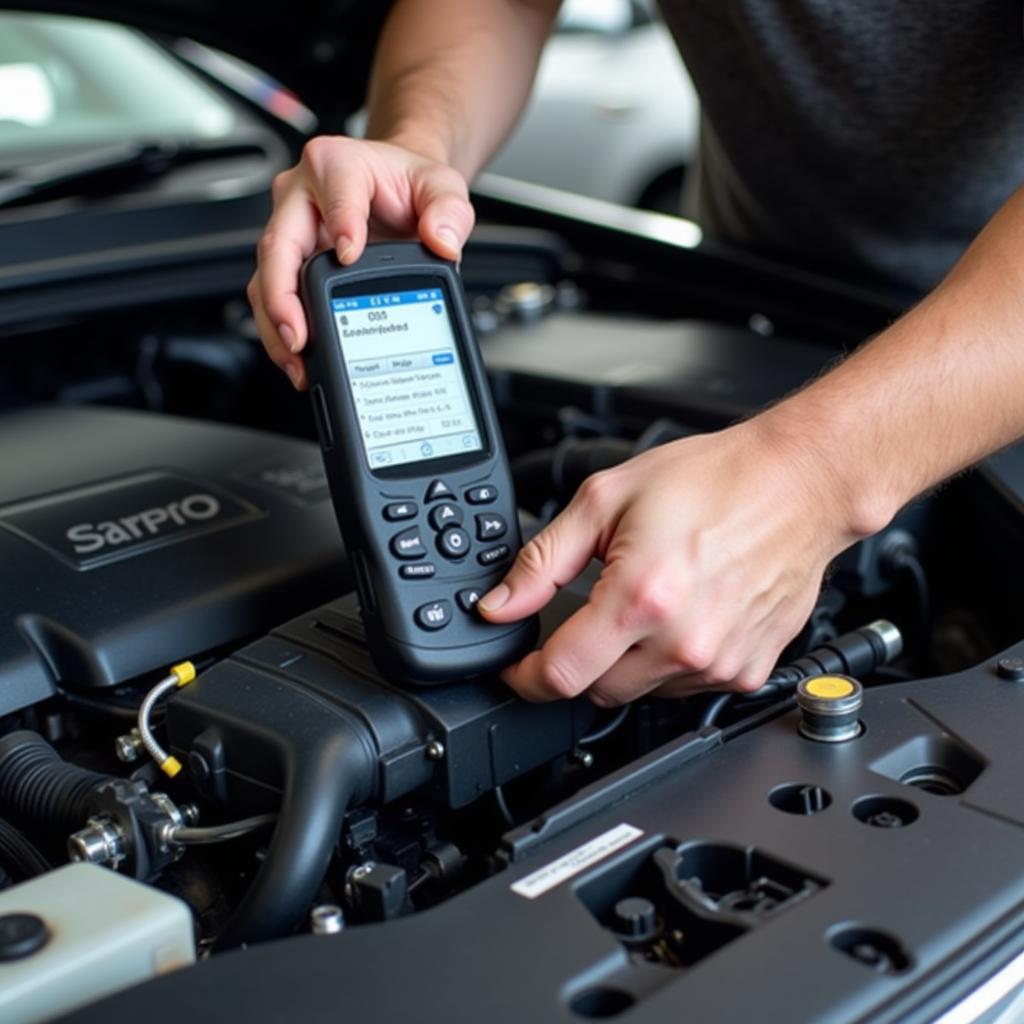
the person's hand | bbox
[478,420,867,705]
[247,136,475,390]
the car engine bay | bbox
[1,198,1023,1022]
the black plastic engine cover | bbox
[60,641,1024,1024]
[166,589,595,813]
[0,404,348,714]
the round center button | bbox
[437,526,470,559]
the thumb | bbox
[478,506,598,622]
[413,167,475,260]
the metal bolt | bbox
[67,817,126,869]
[868,811,905,829]
[498,281,555,322]
[426,741,445,761]
[572,748,595,769]
[997,657,1024,682]
[351,862,375,882]
[115,729,145,763]
[852,942,892,972]
[344,861,375,901]
[180,803,200,826]
[149,792,190,856]
[310,905,345,935]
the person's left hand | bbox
[478,419,871,705]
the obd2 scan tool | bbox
[302,243,538,683]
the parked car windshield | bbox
[0,12,241,170]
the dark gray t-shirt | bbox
[658,1,1024,292]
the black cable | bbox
[700,676,787,729]
[59,691,152,721]
[493,785,515,828]
[170,814,277,845]
[878,537,930,653]
[699,694,733,730]
[579,706,630,745]
[897,553,931,642]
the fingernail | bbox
[337,237,356,264]
[478,583,509,612]
[279,323,299,353]
[284,361,303,390]
[436,227,460,254]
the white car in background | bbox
[345,1,699,214]
[485,0,699,212]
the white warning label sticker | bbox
[510,823,644,900]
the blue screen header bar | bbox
[332,288,444,312]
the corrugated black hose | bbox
[0,730,114,832]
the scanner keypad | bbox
[382,479,512,632]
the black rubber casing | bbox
[301,244,537,684]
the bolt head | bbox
[573,749,595,769]
[997,657,1024,682]
[350,861,375,883]
[114,735,140,763]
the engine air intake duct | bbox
[0,730,114,831]
[166,591,594,948]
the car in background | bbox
[485,0,698,212]
[345,0,699,214]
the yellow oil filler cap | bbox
[796,674,863,743]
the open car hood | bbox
[5,0,397,128]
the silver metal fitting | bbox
[179,803,200,827]
[344,861,376,901]
[114,728,146,763]
[151,793,192,856]
[426,740,445,761]
[865,619,903,664]
[350,862,375,882]
[572,748,595,769]
[310,904,345,935]
[68,816,127,869]
[497,281,555,323]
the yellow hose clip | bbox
[170,661,196,688]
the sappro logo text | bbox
[66,493,221,554]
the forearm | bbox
[760,182,1024,538]
[365,0,561,177]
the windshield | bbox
[0,12,241,170]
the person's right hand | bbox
[247,136,475,390]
